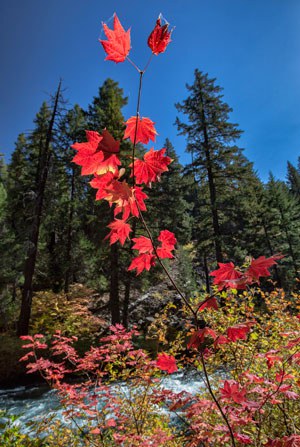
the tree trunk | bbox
[109,207,120,325]
[198,87,223,263]
[203,252,211,294]
[17,81,62,336]
[64,167,75,293]
[122,220,137,328]
[110,242,120,324]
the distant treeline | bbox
[0,71,299,335]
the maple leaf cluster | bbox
[72,128,173,274]
[99,13,172,64]
[128,230,177,275]
[210,254,284,291]
[71,14,175,276]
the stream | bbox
[0,370,205,434]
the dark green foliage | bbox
[175,69,262,269]
[287,160,300,198]
[262,174,300,287]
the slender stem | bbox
[131,71,144,186]
[126,57,141,73]
[200,351,236,447]
[143,53,154,73]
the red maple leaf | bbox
[132,147,172,186]
[156,353,177,374]
[109,183,148,220]
[131,236,154,254]
[124,116,157,145]
[95,153,121,175]
[72,130,104,175]
[220,380,247,404]
[98,129,120,154]
[128,253,156,275]
[100,13,131,63]
[104,181,131,218]
[90,172,116,200]
[157,229,176,248]
[198,297,218,312]
[72,150,104,176]
[227,323,253,342]
[245,254,284,283]
[105,219,132,246]
[72,129,121,175]
[147,16,172,55]
[214,335,229,346]
[72,130,102,152]
[188,328,217,350]
[157,230,177,259]
[210,262,244,290]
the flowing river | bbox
[0,370,205,434]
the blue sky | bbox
[1,0,300,181]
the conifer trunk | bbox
[110,243,120,324]
[198,87,223,263]
[122,221,136,328]
[109,207,120,324]
[203,253,211,294]
[64,167,75,293]
[17,81,61,336]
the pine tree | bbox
[175,69,257,267]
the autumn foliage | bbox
[18,11,300,447]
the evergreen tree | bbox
[0,154,14,291]
[16,81,62,335]
[262,174,300,286]
[287,161,300,198]
[47,104,88,293]
[175,69,257,267]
